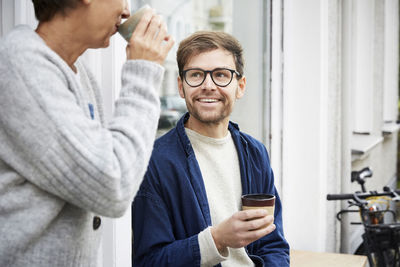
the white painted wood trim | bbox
[270,0,284,194]
[350,0,374,133]
[318,0,329,251]
[383,0,399,122]
[1,0,14,35]
[281,0,340,252]
[97,30,132,267]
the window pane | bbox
[133,0,234,132]
[131,0,270,144]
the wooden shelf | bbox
[290,249,367,267]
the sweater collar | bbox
[176,112,243,157]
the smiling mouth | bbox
[198,98,219,103]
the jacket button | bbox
[93,216,101,230]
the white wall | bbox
[279,0,399,254]
[281,0,342,252]
[340,0,399,254]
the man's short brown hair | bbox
[176,31,244,77]
[32,0,79,22]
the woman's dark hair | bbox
[32,0,79,22]
[177,31,244,78]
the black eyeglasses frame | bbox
[180,68,242,88]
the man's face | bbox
[83,0,130,48]
[178,48,246,126]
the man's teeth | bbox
[199,99,218,103]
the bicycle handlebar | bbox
[326,193,354,200]
[327,190,400,201]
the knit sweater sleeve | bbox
[0,27,162,218]
[198,227,229,266]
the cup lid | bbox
[241,194,275,207]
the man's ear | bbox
[178,76,185,98]
[236,76,246,99]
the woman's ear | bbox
[236,76,246,99]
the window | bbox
[139,0,271,146]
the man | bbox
[132,31,290,266]
[0,0,173,266]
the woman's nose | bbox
[122,0,130,19]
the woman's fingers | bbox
[126,9,174,64]
[154,21,167,44]
[131,9,155,39]
[144,14,163,42]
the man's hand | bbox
[126,9,174,65]
[210,209,275,253]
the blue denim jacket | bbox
[132,113,290,266]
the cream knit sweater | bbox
[185,128,255,267]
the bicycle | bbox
[327,167,400,267]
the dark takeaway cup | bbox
[241,194,275,227]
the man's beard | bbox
[183,88,236,125]
[188,105,231,124]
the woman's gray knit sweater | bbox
[0,25,163,267]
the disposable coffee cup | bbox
[118,5,151,42]
[242,194,275,226]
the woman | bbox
[0,0,174,266]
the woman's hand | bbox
[126,9,174,65]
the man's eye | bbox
[190,72,203,78]
[214,71,228,78]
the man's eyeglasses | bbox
[180,68,242,87]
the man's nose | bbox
[202,73,217,89]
